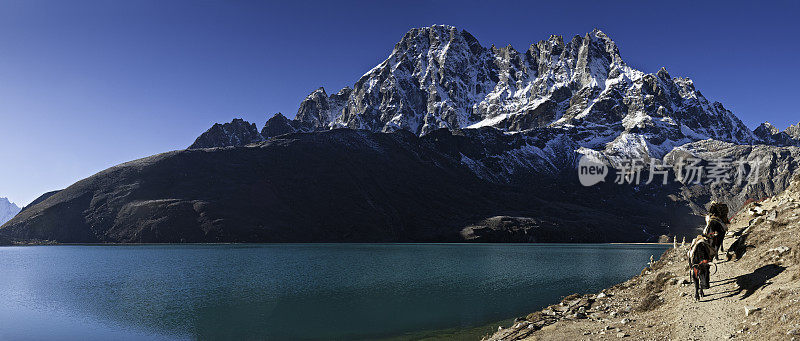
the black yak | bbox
[703,202,729,260]
[687,235,715,300]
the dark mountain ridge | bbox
[5,126,798,243]
[3,128,711,243]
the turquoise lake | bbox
[0,243,669,340]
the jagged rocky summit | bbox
[189,118,264,149]
[753,121,800,146]
[196,26,773,158]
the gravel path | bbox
[670,235,739,340]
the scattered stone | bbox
[744,306,760,316]
[616,332,628,338]
[597,292,607,298]
[621,318,631,325]
[768,246,791,254]
[750,206,765,216]
[610,311,618,318]
[767,211,778,221]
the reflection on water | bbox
[0,243,668,340]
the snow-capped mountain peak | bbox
[0,197,21,226]
[195,26,775,164]
[277,26,756,160]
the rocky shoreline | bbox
[485,175,800,340]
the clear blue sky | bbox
[1,0,798,206]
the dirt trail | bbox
[669,236,741,340]
[486,177,800,341]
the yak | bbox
[687,235,715,300]
[702,202,729,260]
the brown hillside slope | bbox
[486,175,800,340]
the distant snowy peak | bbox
[0,197,20,226]
[786,122,800,140]
[753,121,800,146]
[754,122,780,139]
[284,25,755,157]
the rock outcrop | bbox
[189,118,264,149]
[785,121,800,140]
[259,113,303,139]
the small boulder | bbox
[744,306,760,316]
[768,246,790,254]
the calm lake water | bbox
[0,244,668,340]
